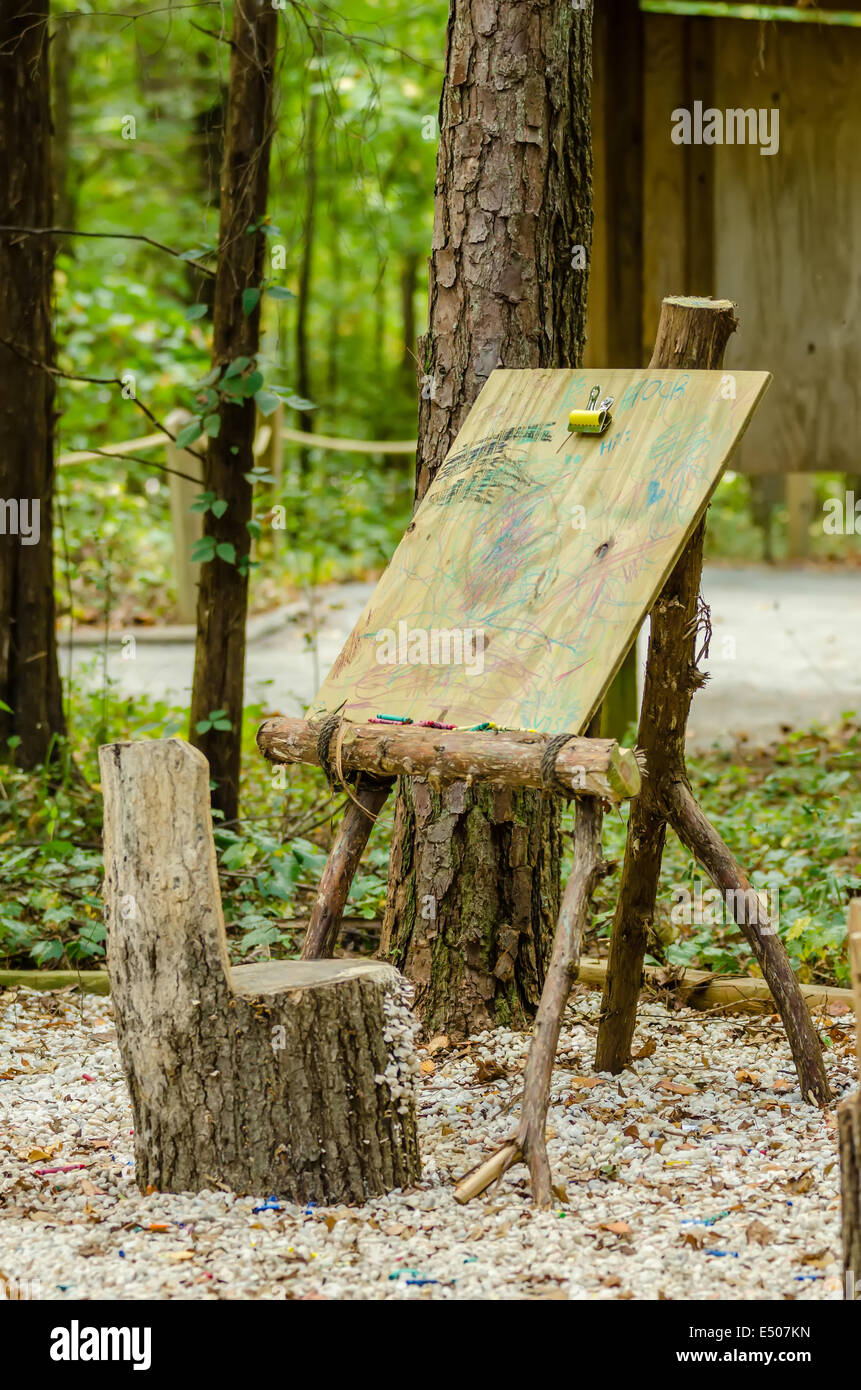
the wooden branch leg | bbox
[666,782,831,1105]
[301,780,392,960]
[840,901,861,1298]
[593,795,666,1073]
[454,797,604,1206]
[517,797,604,1204]
[595,294,738,1076]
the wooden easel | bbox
[258,298,831,1206]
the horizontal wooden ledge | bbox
[2,954,850,1020]
[257,716,642,801]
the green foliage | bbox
[594,722,861,986]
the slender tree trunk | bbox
[0,1,66,767]
[400,249,418,390]
[295,84,318,477]
[381,0,593,1037]
[50,14,76,255]
[189,0,278,823]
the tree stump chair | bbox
[257,298,831,1208]
[99,738,421,1205]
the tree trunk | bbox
[0,1,66,767]
[381,0,593,1038]
[50,14,76,256]
[100,738,421,1205]
[189,0,277,823]
[295,83,318,479]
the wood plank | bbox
[713,19,861,475]
[312,363,771,734]
[642,16,687,355]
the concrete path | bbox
[62,567,861,750]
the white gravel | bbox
[0,983,854,1301]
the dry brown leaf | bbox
[735,1069,760,1086]
[746,1220,774,1246]
[656,1080,696,1096]
[598,1220,632,1236]
[633,1038,657,1060]
[474,1058,506,1083]
[772,1079,793,1092]
[786,1169,815,1195]
[419,1059,435,1075]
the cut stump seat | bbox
[99,738,421,1206]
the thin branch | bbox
[66,447,201,486]
[0,334,206,464]
[0,225,215,276]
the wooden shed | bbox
[585,0,861,553]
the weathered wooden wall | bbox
[587,10,861,479]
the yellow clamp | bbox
[569,384,614,436]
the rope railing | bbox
[57,425,417,468]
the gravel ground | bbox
[0,984,855,1301]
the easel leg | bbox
[454,796,604,1206]
[301,780,392,959]
[595,295,830,1105]
[667,784,830,1104]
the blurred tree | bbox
[0,1,67,767]
[381,0,594,1036]
[189,0,278,822]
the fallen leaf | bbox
[735,1069,760,1086]
[656,1080,696,1096]
[420,1059,435,1075]
[681,1231,706,1249]
[568,1076,602,1089]
[426,1034,450,1056]
[633,1038,657,1060]
[826,1000,851,1017]
[598,1221,632,1236]
[787,1170,815,1195]
[746,1220,774,1246]
[474,1058,506,1083]
[772,1079,793,1092]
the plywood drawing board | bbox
[313,367,771,734]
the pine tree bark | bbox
[189,0,278,823]
[100,738,421,1205]
[381,0,593,1037]
[0,1,66,767]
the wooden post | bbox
[99,738,421,1204]
[839,899,861,1299]
[254,397,284,484]
[594,296,830,1107]
[786,473,814,560]
[165,408,204,625]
